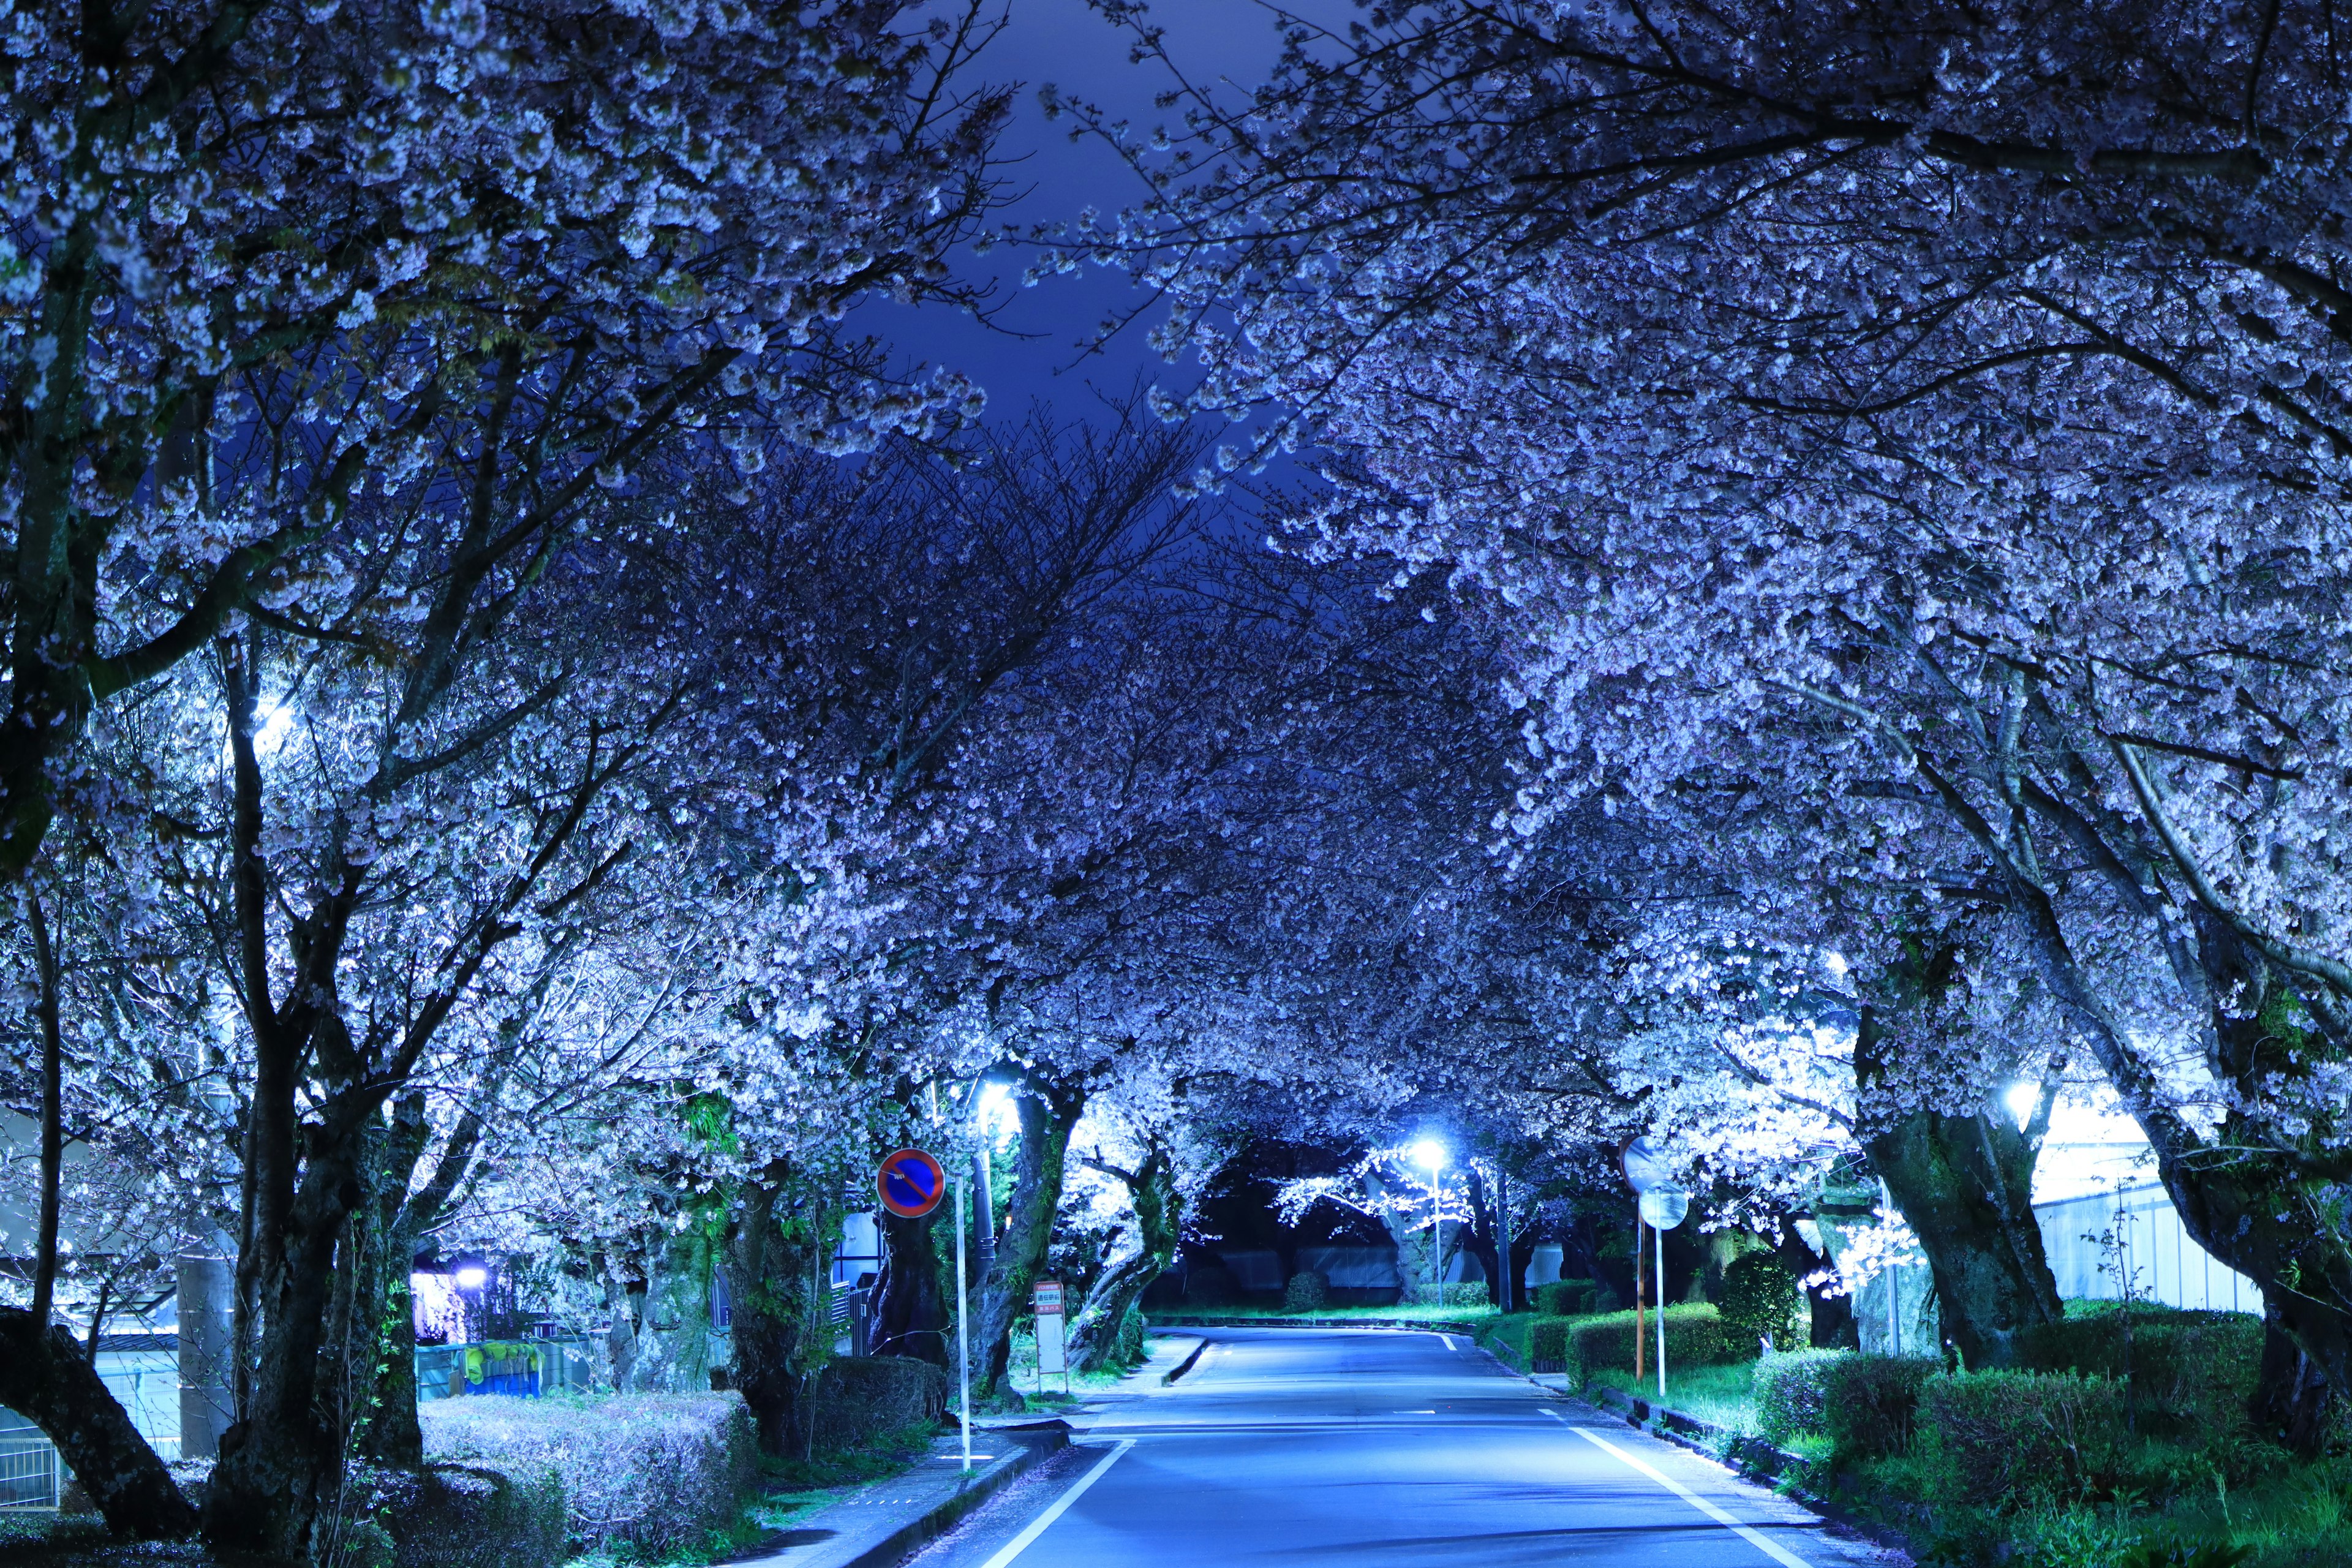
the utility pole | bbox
[956,1178,971,1471]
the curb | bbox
[1148,1315,1484,1335]
[1578,1385,1916,1557]
[767,1428,1067,1568]
[1159,1340,1208,1385]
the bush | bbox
[1536,1278,1605,1316]
[2017,1306,2261,1429]
[1529,1316,1573,1371]
[1283,1270,1330,1312]
[1751,1351,1937,1459]
[421,1392,756,1560]
[1719,1254,1802,1351]
[1564,1305,1757,1380]
[807,1356,948,1455]
[1918,1370,2130,1507]
[1113,1305,1147,1366]
[1753,1349,1844,1447]
[349,1460,569,1568]
[1403,1281,1493,1307]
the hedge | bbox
[1718,1254,1801,1351]
[1917,1370,2130,1507]
[2015,1307,2261,1428]
[1528,1304,1756,1378]
[807,1355,949,1455]
[1752,1351,1937,1459]
[343,1460,569,1568]
[1534,1278,1609,1316]
[421,1392,756,1561]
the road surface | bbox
[906,1327,1903,1568]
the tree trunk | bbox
[729,1172,815,1457]
[974,1071,1085,1400]
[1853,952,2064,1369]
[1861,1103,2062,1368]
[202,1120,371,1559]
[2253,1297,2340,1455]
[1776,1222,1856,1349]
[0,1311,195,1539]
[1462,1169,1504,1309]
[1068,1149,1180,1371]
[871,1210,951,1368]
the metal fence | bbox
[0,1408,60,1510]
[2034,1183,2260,1314]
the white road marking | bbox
[975,1439,1134,1568]
[1437,1333,1457,1350]
[1550,1413,1813,1568]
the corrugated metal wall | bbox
[2032,1183,2260,1315]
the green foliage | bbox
[1535,1278,1608,1316]
[1918,1370,2132,1507]
[421,1392,756,1562]
[1753,1349,1844,1447]
[2018,1307,2263,1434]
[1113,1305,1147,1366]
[2120,1543,2255,1568]
[807,1356,948,1455]
[1751,1350,1936,1459]
[1283,1270,1330,1312]
[1403,1281,1493,1307]
[1529,1315,1573,1370]
[1719,1254,1803,1350]
[1564,1304,1758,1380]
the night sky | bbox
[872,0,1300,422]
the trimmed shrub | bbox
[1284,1270,1330,1312]
[350,1460,568,1568]
[1566,1305,1757,1380]
[1536,1278,1605,1316]
[808,1355,948,1454]
[1403,1281,1493,1307]
[421,1392,756,1560]
[1918,1370,2130,1507]
[1529,1316,1573,1371]
[2017,1307,2261,1429]
[1751,1351,1936,1458]
[1719,1254,1802,1351]
[1830,1355,1937,1459]
[1753,1349,1844,1447]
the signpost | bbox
[1034,1278,1067,1392]
[876,1149,965,1470]
[1639,1187,1691,1398]
[1621,1139,1689,1400]
[876,1148,947,1219]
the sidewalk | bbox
[731,1335,1202,1567]
[728,1430,1061,1568]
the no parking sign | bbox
[876,1148,947,1218]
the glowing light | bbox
[974,1082,1020,1145]
[1411,1139,1446,1172]
[454,1264,489,1290]
[2004,1082,2039,1128]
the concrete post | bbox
[175,1252,234,1460]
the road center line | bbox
[976,1439,1134,1568]
[1553,1417,1812,1568]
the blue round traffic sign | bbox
[877,1148,947,1218]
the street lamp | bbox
[1411,1140,1447,1302]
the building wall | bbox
[2034,1183,2260,1314]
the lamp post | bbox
[1412,1140,1447,1303]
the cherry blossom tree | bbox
[1090,0,2352,1433]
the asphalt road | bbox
[906,1328,1904,1568]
